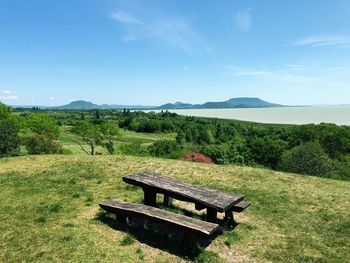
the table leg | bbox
[163,195,173,206]
[206,208,217,223]
[195,203,205,211]
[224,211,235,226]
[143,188,157,206]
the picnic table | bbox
[123,172,248,224]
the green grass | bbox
[58,126,176,155]
[0,155,349,262]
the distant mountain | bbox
[8,97,283,110]
[55,100,155,110]
[158,97,283,109]
[57,100,98,110]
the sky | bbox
[1,0,350,106]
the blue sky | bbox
[1,0,350,106]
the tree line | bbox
[3,105,350,180]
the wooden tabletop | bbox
[123,172,244,212]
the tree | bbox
[92,110,103,125]
[99,123,120,154]
[176,130,185,144]
[278,142,334,176]
[149,140,182,158]
[25,134,63,155]
[0,103,20,157]
[247,136,288,168]
[72,121,101,155]
[25,113,62,155]
[0,119,20,157]
[27,114,59,139]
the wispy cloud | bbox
[234,9,252,32]
[49,97,55,101]
[291,35,350,47]
[111,9,211,55]
[226,65,318,84]
[0,90,19,100]
[111,10,143,25]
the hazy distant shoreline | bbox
[144,106,350,126]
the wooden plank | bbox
[123,173,245,212]
[231,200,250,213]
[99,200,219,236]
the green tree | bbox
[149,140,182,158]
[176,130,185,144]
[0,118,20,157]
[25,134,63,155]
[247,136,288,168]
[278,142,334,176]
[28,114,60,139]
[99,123,120,154]
[92,110,103,125]
[25,113,62,155]
[0,103,20,157]
[72,121,101,155]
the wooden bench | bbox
[99,200,219,236]
[123,172,250,224]
[232,200,251,213]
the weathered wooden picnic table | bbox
[123,172,248,224]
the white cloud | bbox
[0,95,19,100]
[226,65,318,84]
[291,35,350,48]
[111,10,143,25]
[49,97,55,101]
[111,9,211,55]
[0,90,18,100]
[234,9,252,32]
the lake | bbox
[145,106,350,125]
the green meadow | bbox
[1,155,349,262]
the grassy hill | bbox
[0,155,349,262]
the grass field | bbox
[58,126,176,155]
[0,155,349,262]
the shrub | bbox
[28,114,60,139]
[118,142,149,156]
[278,142,334,176]
[0,103,20,157]
[247,136,288,168]
[149,140,182,158]
[202,141,247,165]
[25,134,63,155]
[0,119,20,157]
[182,152,213,164]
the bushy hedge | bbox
[25,134,63,155]
[149,140,183,158]
[278,142,334,177]
[0,103,20,157]
[0,119,20,157]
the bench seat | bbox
[99,200,219,236]
[231,200,250,213]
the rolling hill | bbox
[158,97,283,109]
[55,100,155,110]
[8,97,283,110]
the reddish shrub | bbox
[182,152,214,164]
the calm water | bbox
[146,106,350,125]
